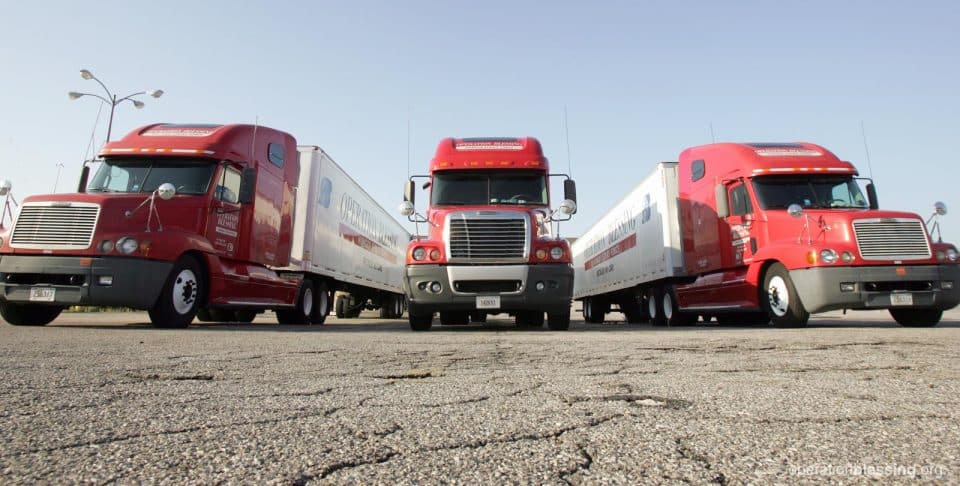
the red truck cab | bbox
[400,137,577,331]
[0,123,304,327]
[673,142,960,327]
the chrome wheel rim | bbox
[767,276,789,317]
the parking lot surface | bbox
[1,309,958,484]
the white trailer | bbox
[284,146,409,319]
[571,162,686,323]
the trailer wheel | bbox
[335,295,347,318]
[277,280,314,325]
[394,294,405,318]
[547,312,571,331]
[515,311,543,328]
[311,281,330,325]
[761,263,809,327]
[583,298,605,324]
[647,288,666,326]
[889,308,942,327]
[620,294,647,324]
[149,256,202,328]
[662,287,697,326]
[0,303,63,326]
[409,313,433,331]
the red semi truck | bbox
[399,137,578,331]
[0,123,409,327]
[572,142,960,327]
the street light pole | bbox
[68,69,163,143]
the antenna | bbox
[563,106,572,176]
[406,117,411,178]
[82,102,104,160]
[709,122,716,143]
[860,120,875,180]
[251,116,260,163]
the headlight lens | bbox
[117,237,138,254]
[820,249,838,264]
[429,249,441,261]
[949,249,959,262]
[99,240,115,253]
[535,249,547,260]
[412,247,426,261]
[840,251,855,263]
[550,247,564,260]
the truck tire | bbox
[662,287,697,326]
[149,256,202,328]
[311,281,330,325]
[647,288,666,326]
[620,295,647,324]
[379,293,399,319]
[547,312,571,331]
[889,308,942,327]
[409,313,433,331]
[583,297,605,324]
[441,311,470,325]
[335,295,347,318]
[394,295,406,318]
[277,280,314,325]
[515,311,543,328]
[0,303,63,326]
[761,263,809,327]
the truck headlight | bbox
[117,237,139,254]
[412,247,426,261]
[550,247,564,260]
[949,249,959,262]
[99,240,115,253]
[820,249,838,264]
[840,251,855,263]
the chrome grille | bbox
[10,203,100,249]
[447,212,528,262]
[853,218,931,260]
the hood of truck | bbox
[6,192,209,255]
[756,207,937,264]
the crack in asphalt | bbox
[559,444,594,485]
[710,365,913,374]
[419,414,623,453]
[738,413,953,425]
[5,406,345,458]
[563,394,692,410]
[292,448,401,484]
[675,437,728,485]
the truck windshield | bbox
[87,158,217,196]
[431,170,547,206]
[752,176,870,210]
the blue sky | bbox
[1,0,957,243]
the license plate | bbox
[890,293,913,306]
[29,288,56,302]
[476,296,500,309]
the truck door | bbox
[206,164,243,259]
[723,181,756,267]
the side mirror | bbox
[399,200,415,217]
[404,180,416,204]
[238,167,257,204]
[77,165,90,193]
[157,183,176,200]
[563,179,577,204]
[866,183,879,210]
[934,201,947,216]
[788,203,804,218]
[715,184,729,219]
[559,199,577,215]
[0,180,10,197]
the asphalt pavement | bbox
[0,308,958,484]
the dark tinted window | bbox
[729,183,753,216]
[691,159,705,182]
[268,143,284,168]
